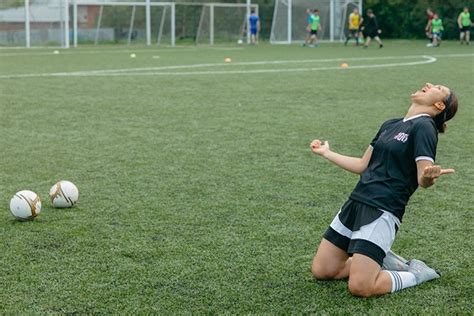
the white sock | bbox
[386,271,417,293]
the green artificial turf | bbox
[0,40,473,313]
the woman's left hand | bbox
[422,165,455,180]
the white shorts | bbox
[323,199,401,266]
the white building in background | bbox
[0,0,111,46]
[0,1,100,30]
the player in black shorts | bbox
[458,7,472,45]
[309,83,458,297]
[361,9,383,48]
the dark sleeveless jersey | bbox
[350,114,438,221]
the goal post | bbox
[0,0,69,47]
[0,0,259,48]
[270,0,362,44]
[0,0,176,47]
[337,0,361,41]
[195,2,258,45]
[72,0,176,47]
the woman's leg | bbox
[348,254,392,297]
[312,238,351,280]
[348,253,441,297]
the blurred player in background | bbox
[345,8,363,46]
[303,9,313,46]
[427,13,443,47]
[361,9,383,48]
[425,8,434,43]
[249,10,261,44]
[458,7,472,45]
[308,9,322,47]
[310,83,459,297]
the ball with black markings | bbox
[10,190,42,220]
[49,180,79,208]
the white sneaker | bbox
[408,259,440,285]
[382,250,409,271]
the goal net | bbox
[73,0,174,46]
[194,3,258,45]
[0,0,259,47]
[270,0,362,43]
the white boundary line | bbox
[66,56,438,77]
[69,55,440,74]
[91,56,439,76]
[0,55,439,79]
[0,46,244,57]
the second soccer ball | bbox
[49,180,79,208]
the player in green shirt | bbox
[427,14,443,47]
[307,9,322,47]
[458,7,472,45]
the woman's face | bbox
[411,83,450,107]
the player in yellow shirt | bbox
[345,8,363,46]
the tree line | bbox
[250,0,471,40]
[361,0,471,39]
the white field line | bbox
[0,46,243,57]
[63,55,440,74]
[79,56,439,76]
[6,55,431,76]
[0,55,438,79]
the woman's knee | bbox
[348,278,375,297]
[311,259,340,280]
[311,239,350,279]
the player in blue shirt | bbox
[309,83,458,297]
[248,10,260,44]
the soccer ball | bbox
[49,180,79,208]
[237,39,243,45]
[10,190,42,220]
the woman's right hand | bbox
[310,139,330,157]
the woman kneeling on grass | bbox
[310,83,458,297]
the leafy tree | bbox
[363,0,472,39]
